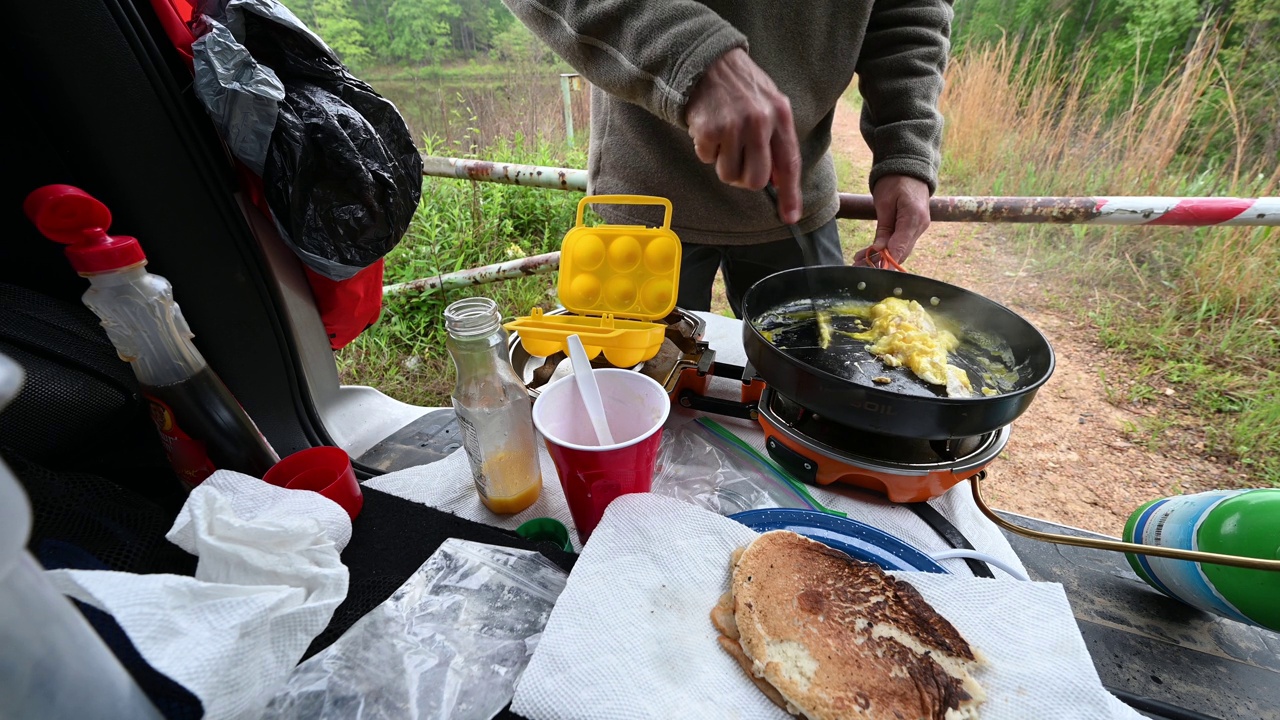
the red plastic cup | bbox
[263,446,363,521]
[532,368,670,544]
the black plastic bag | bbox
[192,0,422,281]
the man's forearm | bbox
[856,0,954,194]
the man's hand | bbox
[685,48,802,224]
[856,175,931,265]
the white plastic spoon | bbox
[566,334,615,446]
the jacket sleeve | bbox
[500,0,747,128]
[856,0,954,194]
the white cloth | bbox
[45,471,351,720]
[511,494,1141,720]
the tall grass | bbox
[336,134,587,406]
[941,30,1280,485]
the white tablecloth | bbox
[367,312,1027,577]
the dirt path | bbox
[822,101,1251,536]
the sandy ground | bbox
[715,101,1251,537]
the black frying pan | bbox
[741,266,1055,439]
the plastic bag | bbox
[262,539,568,720]
[191,0,423,281]
[651,418,824,515]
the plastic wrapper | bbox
[191,0,423,280]
[651,418,821,515]
[262,539,568,720]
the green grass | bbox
[949,210,1280,486]
[937,35,1280,487]
[362,60,574,84]
[336,134,587,406]
[1085,284,1280,485]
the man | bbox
[501,1,951,316]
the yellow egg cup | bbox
[506,195,682,366]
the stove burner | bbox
[764,390,995,467]
[509,308,711,397]
[758,386,1010,502]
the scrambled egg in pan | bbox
[850,297,978,398]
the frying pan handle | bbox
[970,474,1280,571]
[855,245,907,272]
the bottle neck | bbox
[82,265,206,386]
[447,327,509,375]
[445,297,518,383]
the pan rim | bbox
[741,265,1057,406]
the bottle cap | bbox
[516,517,575,554]
[24,184,146,274]
[262,446,363,521]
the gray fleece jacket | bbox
[501,0,953,245]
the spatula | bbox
[566,334,615,446]
[765,184,832,349]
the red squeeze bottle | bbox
[24,185,279,489]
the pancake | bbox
[715,530,985,720]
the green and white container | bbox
[1124,489,1280,631]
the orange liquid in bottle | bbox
[478,450,542,514]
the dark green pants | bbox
[676,219,842,318]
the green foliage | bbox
[285,0,521,65]
[385,0,460,63]
[278,0,372,68]
[336,135,587,406]
[952,0,1280,165]
[941,30,1280,487]
[491,21,556,64]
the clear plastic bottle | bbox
[445,297,542,514]
[24,184,279,489]
[1,353,165,720]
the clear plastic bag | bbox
[262,539,567,720]
[651,418,825,515]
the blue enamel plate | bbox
[730,508,948,574]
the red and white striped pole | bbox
[1088,196,1280,226]
[418,155,1280,227]
[836,195,1280,226]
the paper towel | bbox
[365,446,584,550]
[45,471,351,720]
[511,493,1141,720]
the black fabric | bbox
[0,282,182,507]
[16,454,198,578]
[5,453,201,719]
[677,219,844,317]
[906,501,994,578]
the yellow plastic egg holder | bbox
[505,195,681,368]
